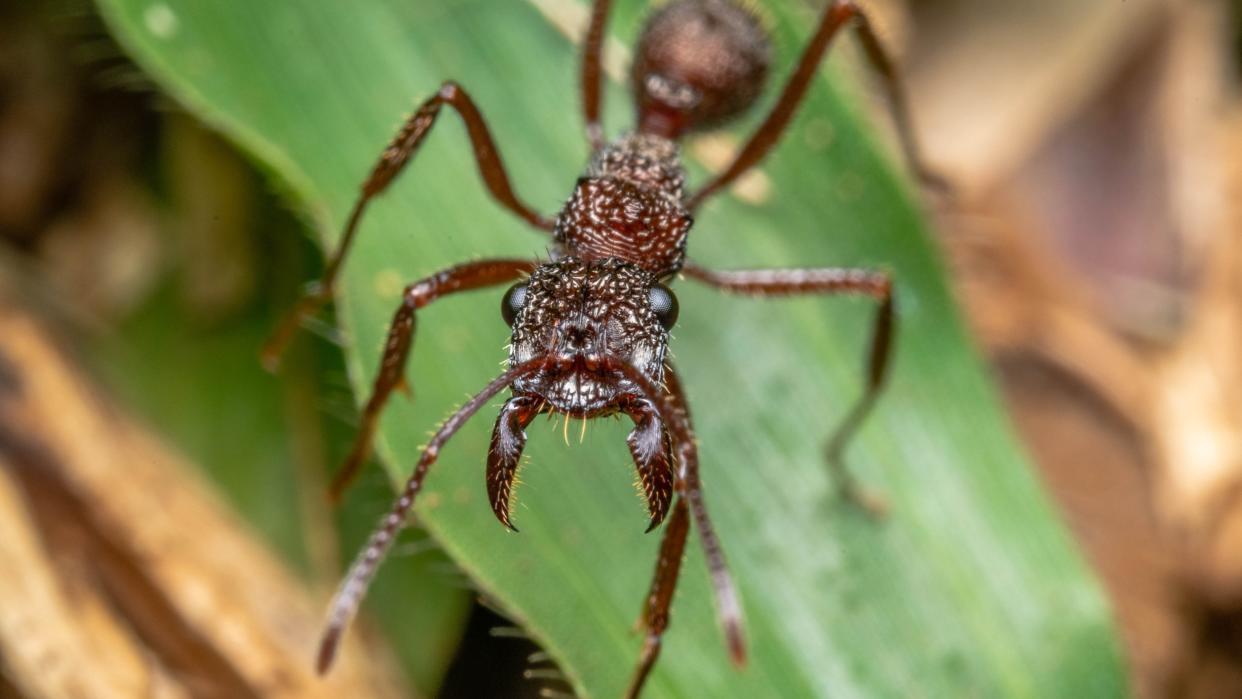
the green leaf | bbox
[96,0,1128,697]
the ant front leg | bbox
[317,359,553,674]
[688,0,947,211]
[329,259,536,503]
[606,359,746,695]
[684,262,894,515]
[626,497,689,699]
[262,82,554,369]
[625,361,694,698]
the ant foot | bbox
[837,480,889,519]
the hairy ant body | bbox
[263,1,942,695]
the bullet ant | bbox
[262,1,943,695]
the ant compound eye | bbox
[501,283,528,326]
[648,284,679,330]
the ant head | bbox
[502,257,678,415]
[632,0,771,137]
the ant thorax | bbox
[553,133,693,279]
[505,257,677,417]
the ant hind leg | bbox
[580,0,614,151]
[688,0,948,211]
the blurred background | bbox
[0,0,1239,697]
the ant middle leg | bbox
[329,258,536,502]
[683,261,894,515]
[262,82,554,369]
[688,0,947,210]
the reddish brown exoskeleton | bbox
[262,1,944,696]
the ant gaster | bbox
[261,1,944,696]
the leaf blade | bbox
[95,1,1128,696]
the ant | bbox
[262,0,944,696]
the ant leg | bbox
[610,360,748,668]
[663,359,691,421]
[329,259,536,503]
[625,497,689,699]
[262,82,554,370]
[675,434,747,665]
[624,359,738,698]
[688,0,946,210]
[581,0,614,151]
[683,261,893,515]
[624,360,695,697]
[317,359,552,675]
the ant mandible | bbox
[262,0,944,696]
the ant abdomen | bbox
[632,0,771,138]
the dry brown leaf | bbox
[0,282,407,699]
